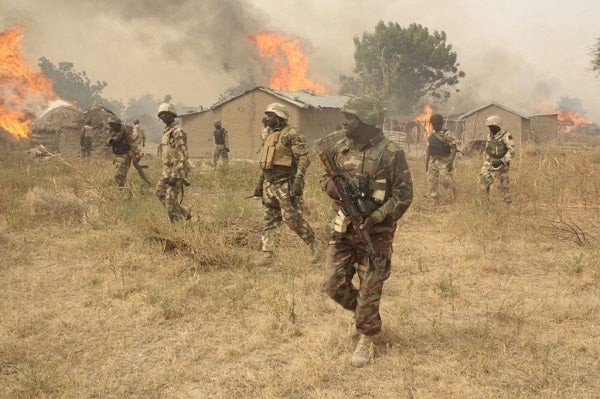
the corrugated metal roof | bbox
[265,88,350,109]
[181,86,350,117]
[459,101,529,119]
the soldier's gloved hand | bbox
[254,181,263,197]
[447,163,453,172]
[325,179,342,201]
[360,216,375,233]
[491,159,504,169]
[290,179,303,197]
[163,177,180,186]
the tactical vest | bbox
[427,130,451,157]
[485,133,508,158]
[214,128,226,145]
[258,128,294,170]
[110,128,130,155]
[339,137,390,216]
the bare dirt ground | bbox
[1,139,600,398]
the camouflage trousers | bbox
[112,154,132,187]
[426,156,456,198]
[260,179,315,253]
[322,230,394,336]
[213,145,229,166]
[479,161,511,203]
[155,174,191,223]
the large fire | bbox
[0,24,55,139]
[540,103,588,133]
[246,32,327,94]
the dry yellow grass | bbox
[1,134,600,398]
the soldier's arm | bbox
[369,148,413,223]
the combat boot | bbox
[251,251,274,267]
[350,333,373,367]
[309,238,325,264]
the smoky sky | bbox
[1,0,599,122]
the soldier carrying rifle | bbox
[319,96,413,367]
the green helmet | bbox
[107,116,122,125]
[340,96,384,125]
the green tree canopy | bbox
[38,57,109,109]
[591,38,600,76]
[339,21,465,115]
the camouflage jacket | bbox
[321,130,413,234]
[426,128,456,158]
[258,124,310,183]
[159,121,190,179]
[484,129,515,163]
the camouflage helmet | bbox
[157,102,177,117]
[133,119,140,124]
[485,115,502,127]
[265,103,289,120]
[340,96,385,126]
[107,116,122,125]
[213,119,221,127]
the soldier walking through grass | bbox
[478,115,515,204]
[424,113,457,201]
[320,96,413,367]
[251,102,324,266]
[106,116,141,191]
[156,102,192,223]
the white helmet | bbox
[265,103,289,120]
[485,115,502,127]
[157,102,177,117]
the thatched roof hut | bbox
[30,105,83,154]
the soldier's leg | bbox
[354,233,393,336]
[222,149,229,164]
[261,182,283,253]
[165,183,190,222]
[280,193,315,244]
[497,169,512,203]
[113,156,128,187]
[426,161,440,198]
[478,164,493,197]
[322,236,358,311]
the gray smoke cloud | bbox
[1,0,599,122]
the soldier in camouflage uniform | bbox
[106,116,141,189]
[156,103,192,223]
[320,96,413,367]
[424,113,457,201]
[252,103,324,266]
[212,120,229,168]
[478,115,515,204]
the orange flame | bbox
[246,32,327,94]
[540,103,588,133]
[414,105,434,139]
[0,23,55,139]
[415,105,434,122]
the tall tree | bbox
[339,21,465,115]
[38,57,111,109]
[591,38,600,76]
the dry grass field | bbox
[1,134,599,399]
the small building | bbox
[30,105,83,156]
[180,87,350,159]
[458,101,558,146]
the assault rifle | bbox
[319,150,376,268]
